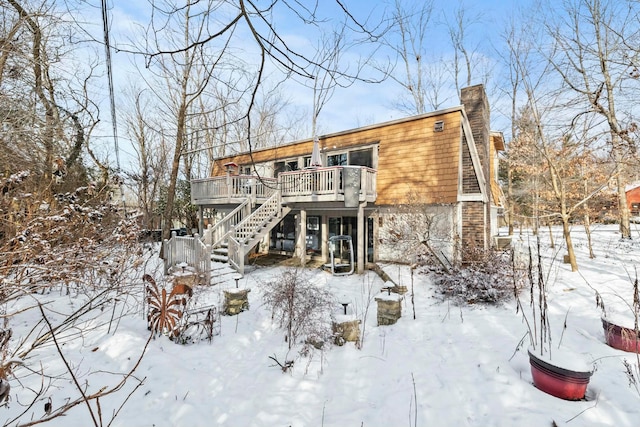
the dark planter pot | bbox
[602,317,640,353]
[528,349,592,400]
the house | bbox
[190,84,504,274]
[627,182,640,217]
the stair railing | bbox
[227,191,284,274]
[232,191,282,244]
[202,199,252,248]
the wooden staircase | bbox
[211,191,290,274]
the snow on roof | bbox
[625,181,640,192]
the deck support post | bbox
[298,209,307,266]
[357,202,366,274]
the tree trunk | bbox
[583,177,595,259]
[162,103,187,242]
[584,212,594,259]
[562,216,578,272]
[9,0,55,186]
[616,168,631,239]
[507,162,514,235]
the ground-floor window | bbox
[306,216,321,255]
[328,216,374,262]
[268,213,374,262]
[270,214,296,252]
[367,217,374,263]
[328,216,358,261]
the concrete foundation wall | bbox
[376,204,457,264]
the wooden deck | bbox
[191,166,377,206]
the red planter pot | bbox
[602,317,640,353]
[528,349,592,400]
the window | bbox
[274,159,299,177]
[325,146,376,168]
[349,148,373,168]
[327,153,347,166]
[307,216,319,230]
[306,216,321,254]
[270,214,296,252]
[328,216,357,260]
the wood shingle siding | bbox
[211,110,463,206]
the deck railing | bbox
[280,166,376,199]
[191,175,278,203]
[280,167,340,197]
[191,166,376,204]
[361,167,377,199]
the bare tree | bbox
[498,16,527,235]
[443,2,490,96]
[309,27,350,144]
[141,1,226,239]
[512,80,614,271]
[300,20,388,143]
[383,0,494,114]
[2,0,103,196]
[545,0,640,238]
[232,84,305,153]
[7,0,57,186]
[123,87,169,230]
[497,9,548,236]
[383,0,451,114]
[132,0,388,238]
[262,269,335,351]
[378,191,456,271]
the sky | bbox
[73,0,534,173]
[4,224,640,426]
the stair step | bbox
[212,254,228,262]
[210,261,234,272]
[208,262,240,285]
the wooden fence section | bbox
[163,232,211,285]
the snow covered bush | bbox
[433,247,520,304]
[262,269,335,350]
[1,178,142,297]
[0,173,157,423]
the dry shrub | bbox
[262,269,335,350]
[0,174,154,424]
[433,247,519,304]
[0,174,140,298]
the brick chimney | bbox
[460,84,491,252]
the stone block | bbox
[172,272,198,288]
[332,317,361,346]
[375,293,403,326]
[223,288,250,315]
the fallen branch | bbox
[268,354,294,373]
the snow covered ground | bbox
[3,223,640,426]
